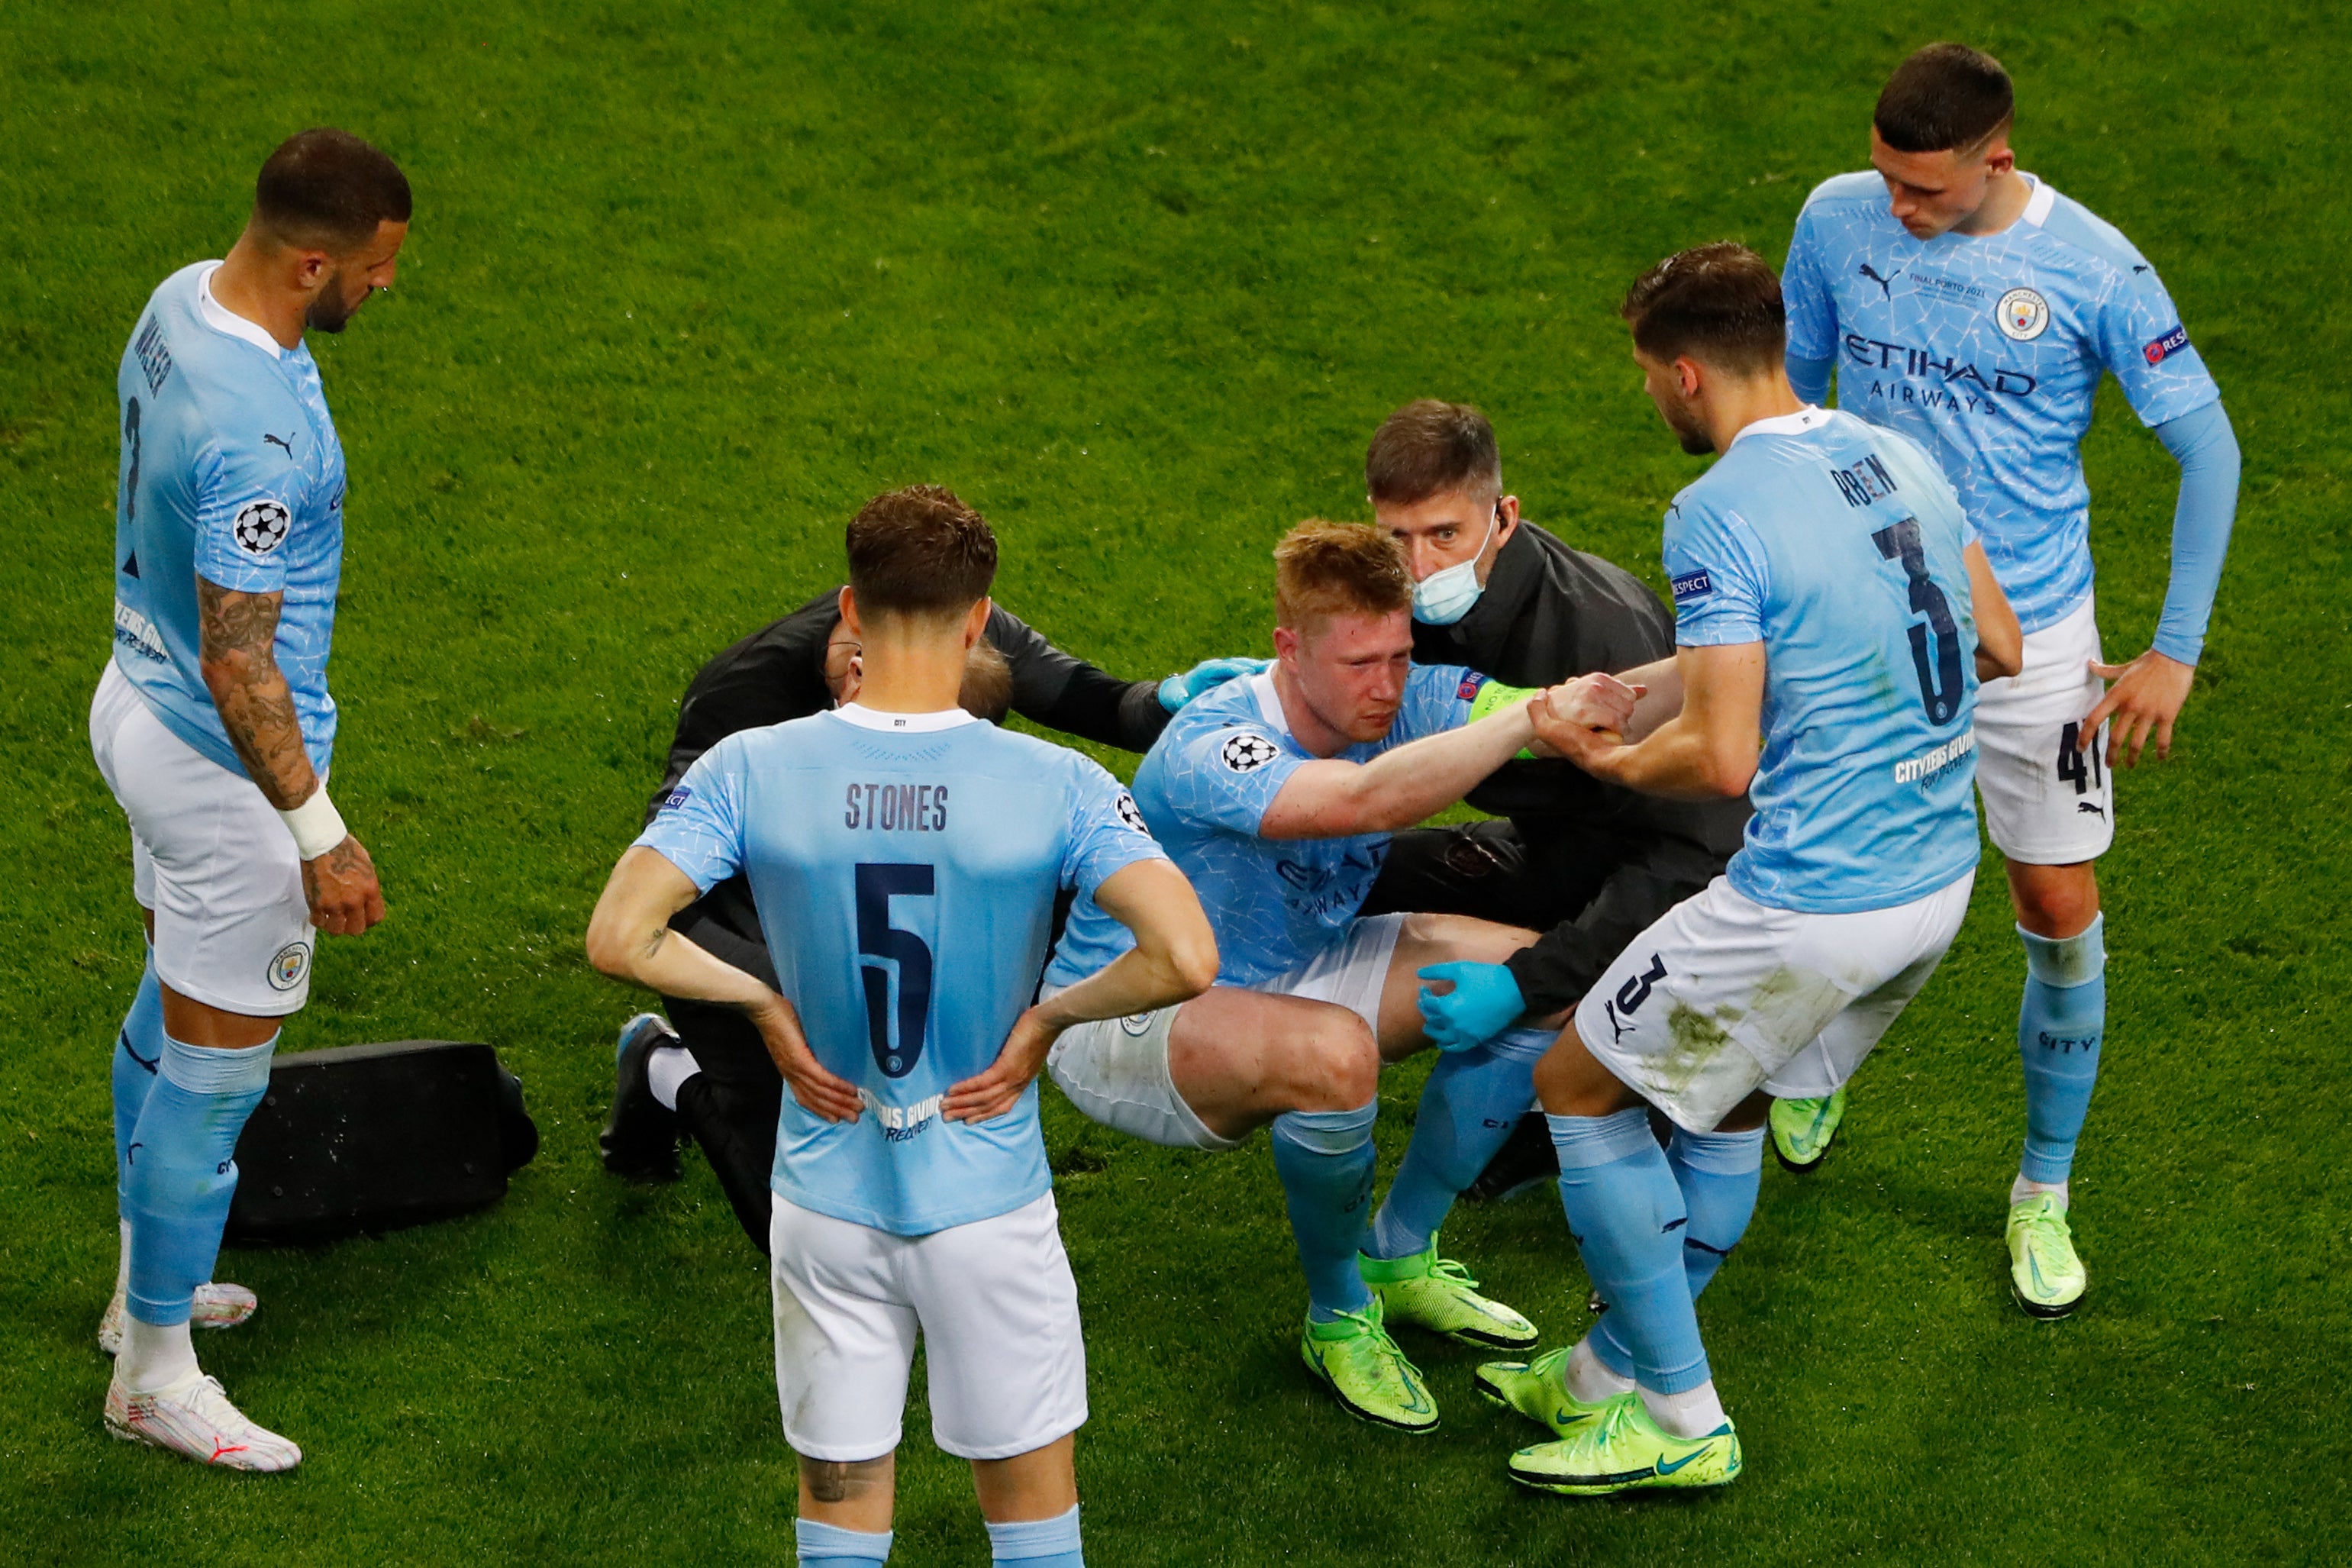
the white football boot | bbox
[98,1282,259,1357]
[105,1372,302,1471]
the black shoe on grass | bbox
[601,1012,682,1182]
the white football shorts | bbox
[1974,596,2115,866]
[1574,873,1975,1132]
[89,660,314,1015]
[1043,913,1405,1151]
[769,1190,1086,1463]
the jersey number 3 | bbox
[856,863,934,1078]
[1872,518,1965,726]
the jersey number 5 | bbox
[855,863,934,1079]
[1871,518,1965,726]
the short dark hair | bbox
[846,485,999,618]
[1874,44,2015,154]
[254,128,412,252]
[1365,400,1502,508]
[1273,520,1412,632]
[957,640,1014,724]
[1619,243,1786,375]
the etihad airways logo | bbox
[1841,333,2039,398]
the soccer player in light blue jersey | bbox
[1479,245,2021,1495]
[1777,44,2241,1316]
[588,488,1217,1568]
[91,129,409,1471]
[1045,521,1585,1432]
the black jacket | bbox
[1408,521,1750,1009]
[647,589,1167,969]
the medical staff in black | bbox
[1355,401,1750,1195]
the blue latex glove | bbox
[1416,962,1527,1053]
[1158,656,1271,712]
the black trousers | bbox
[656,896,791,1255]
[660,993,785,1254]
[1360,817,1706,1014]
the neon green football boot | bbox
[1473,1345,1620,1438]
[2006,1192,2087,1318]
[1359,1236,1537,1350]
[1768,1088,1847,1172]
[1299,1295,1439,1434]
[1506,1390,1742,1496]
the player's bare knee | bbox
[1294,1017,1379,1111]
[799,1450,892,1504]
[2008,861,2099,937]
[1532,1029,1634,1118]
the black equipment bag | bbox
[224,1040,539,1245]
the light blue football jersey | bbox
[1783,173,2221,633]
[1047,665,1483,989]
[637,705,1166,1236]
[111,262,348,777]
[1666,408,1981,914]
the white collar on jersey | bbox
[1248,671,1294,738]
[195,262,287,359]
[1729,405,1832,447]
[828,702,980,733]
[2018,173,2057,227]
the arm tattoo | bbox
[196,578,318,811]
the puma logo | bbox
[2077,801,2107,818]
[262,432,295,457]
[1859,262,1904,299]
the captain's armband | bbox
[1466,680,1541,760]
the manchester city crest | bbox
[266,940,311,992]
[1995,286,2050,342]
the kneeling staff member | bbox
[601,573,1250,1251]
[589,486,1216,1568]
[1481,244,2020,1495]
[1357,400,1749,1195]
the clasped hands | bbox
[1527,672,1647,774]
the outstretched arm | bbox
[989,604,1171,753]
[944,858,1218,1122]
[1532,642,1764,801]
[197,577,383,936]
[1257,693,1541,840]
[586,846,860,1122]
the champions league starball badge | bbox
[1995,286,2051,341]
[232,498,294,556]
[1220,733,1281,773]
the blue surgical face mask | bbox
[1410,505,1501,626]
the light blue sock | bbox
[111,950,166,1211]
[1271,1102,1377,1320]
[123,1031,275,1326]
[2018,916,2105,1186]
[1550,1108,1709,1395]
[1367,1027,1551,1260]
[795,1517,892,1566]
[1592,1123,1764,1378]
[987,1505,1082,1566]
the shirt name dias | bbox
[846,782,952,832]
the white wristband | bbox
[277,788,348,860]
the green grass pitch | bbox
[4,2,2349,1561]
